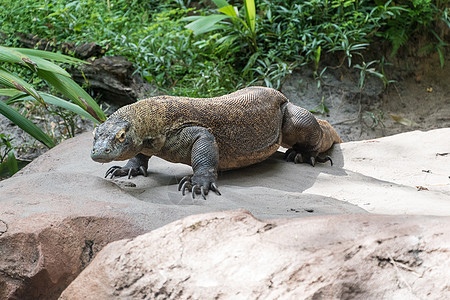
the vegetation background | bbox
[0,0,449,177]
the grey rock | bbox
[60,210,450,299]
[0,128,449,299]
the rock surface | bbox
[60,210,450,299]
[0,128,449,299]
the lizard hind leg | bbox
[284,147,333,167]
[281,103,340,167]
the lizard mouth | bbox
[91,147,115,163]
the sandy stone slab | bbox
[1,128,449,299]
[60,210,450,299]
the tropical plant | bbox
[183,0,257,53]
[0,46,106,149]
[0,134,18,176]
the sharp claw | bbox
[178,176,190,191]
[285,151,296,162]
[111,168,121,178]
[329,157,333,166]
[192,186,196,199]
[211,183,221,196]
[139,166,148,177]
[294,153,303,164]
[105,166,118,178]
[310,156,316,167]
[284,149,293,161]
[127,168,133,179]
[200,186,207,200]
[181,181,189,196]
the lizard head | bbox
[91,119,142,163]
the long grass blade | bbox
[21,93,101,123]
[244,0,256,33]
[37,69,106,121]
[0,46,26,64]
[0,67,43,101]
[0,101,55,148]
[12,48,86,65]
[25,55,71,77]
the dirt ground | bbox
[282,51,450,142]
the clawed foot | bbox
[285,149,333,166]
[178,174,221,200]
[105,165,148,179]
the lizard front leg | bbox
[165,127,221,199]
[105,153,150,179]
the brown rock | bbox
[15,33,103,59]
[0,132,363,299]
[60,210,450,299]
[1,128,449,299]
[13,33,158,105]
[0,216,140,300]
[70,56,158,106]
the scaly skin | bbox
[91,87,342,199]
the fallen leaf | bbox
[416,186,429,191]
[390,114,419,126]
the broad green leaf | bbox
[0,67,43,101]
[213,0,231,8]
[7,150,18,176]
[180,16,202,22]
[0,90,30,105]
[21,93,101,123]
[37,69,106,121]
[13,48,86,65]
[24,55,71,77]
[0,88,22,97]
[185,15,230,35]
[0,46,27,64]
[218,5,237,18]
[244,0,256,33]
[0,100,55,148]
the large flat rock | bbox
[0,128,449,299]
[60,210,450,299]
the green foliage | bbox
[0,134,14,163]
[184,0,258,52]
[380,0,446,57]
[0,134,18,177]
[310,96,330,115]
[0,46,105,148]
[0,0,447,98]
[0,0,244,97]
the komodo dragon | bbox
[91,86,343,199]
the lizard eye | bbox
[116,129,126,143]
